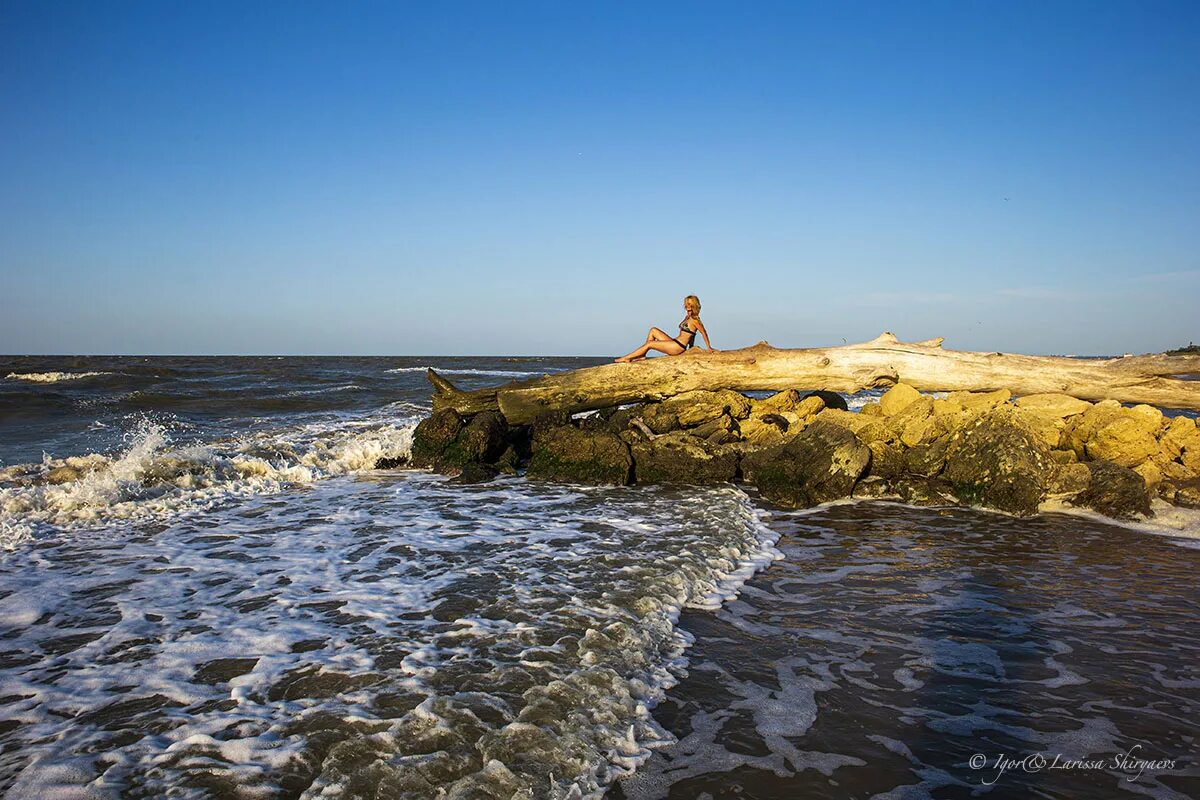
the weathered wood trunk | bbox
[429,332,1200,424]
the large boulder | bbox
[879,383,921,416]
[745,420,871,508]
[1072,461,1151,519]
[411,409,466,470]
[800,390,848,412]
[1085,416,1159,468]
[456,411,509,464]
[631,432,740,484]
[1159,416,1200,472]
[527,424,633,485]
[943,406,1054,515]
[893,476,959,507]
[947,388,1011,412]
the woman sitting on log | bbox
[616,294,717,362]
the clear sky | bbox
[2,0,1197,356]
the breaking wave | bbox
[386,366,562,378]
[5,371,113,383]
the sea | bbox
[0,356,1197,799]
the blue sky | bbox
[2,0,1197,356]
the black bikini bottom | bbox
[674,336,693,350]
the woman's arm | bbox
[696,319,717,351]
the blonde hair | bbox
[684,295,701,315]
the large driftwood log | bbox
[429,332,1200,424]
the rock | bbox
[948,388,1011,411]
[690,413,738,440]
[932,397,965,417]
[373,456,408,470]
[943,406,1054,516]
[1012,407,1067,449]
[46,465,83,484]
[640,405,682,434]
[739,417,789,446]
[1073,461,1151,519]
[494,445,521,475]
[898,412,951,448]
[853,477,893,498]
[885,397,934,444]
[449,463,500,484]
[751,389,804,415]
[817,408,893,444]
[866,440,905,480]
[631,432,740,484]
[411,409,465,470]
[456,411,509,464]
[893,477,959,507]
[660,390,752,424]
[605,405,645,433]
[1160,416,1200,471]
[795,395,828,418]
[1133,460,1162,489]
[1050,449,1078,464]
[880,384,921,416]
[1049,462,1091,495]
[747,420,871,508]
[859,402,883,417]
[1159,460,1196,482]
[1129,404,1164,430]
[905,438,950,477]
[527,425,633,485]
[1065,400,1126,457]
[800,391,848,412]
[1015,393,1093,418]
[1086,417,1159,468]
[1174,480,1200,509]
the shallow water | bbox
[1,357,1198,798]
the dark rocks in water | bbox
[411,409,466,470]
[374,456,409,470]
[801,390,848,412]
[852,476,893,499]
[944,407,1053,516]
[894,476,960,507]
[865,441,905,480]
[450,463,501,484]
[526,424,633,485]
[457,411,509,464]
[1073,461,1152,519]
[745,419,871,508]
[631,432,740,485]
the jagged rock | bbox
[1073,461,1151,519]
[495,445,521,475]
[527,425,633,485]
[1086,417,1159,468]
[1133,460,1162,488]
[906,438,950,477]
[739,417,790,446]
[374,456,409,470]
[660,390,752,424]
[893,476,959,506]
[1065,400,1127,457]
[640,405,682,434]
[46,465,83,484]
[885,397,935,444]
[943,406,1054,515]
[866,440,905,479]
[1050,449,1078,464]
[631,432,740,484]
[800,390,848,412]
[752,389,803,414]
[605,405,645,433]
[818,409,893,444]
[948,388,1012,411]
[1012,407,1068,449]
[880,384,921,416]
[1174,479,1200,508]
[745,420,871,508]
[1015,393,1093,418]
[690,413,738,440]
[859,401,883,417]
[932,397,965,416]
[411,409,466,470]
[1159,416,1200,472]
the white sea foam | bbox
[0,410,420,545]
[5,371,113,383]
[0,478,782,799]
[1040,497,1200,545]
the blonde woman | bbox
[615,295,717,362]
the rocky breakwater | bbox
[400,385,1200,521]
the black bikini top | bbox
[679,317,696,335]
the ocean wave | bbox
[0,412,419,546]
[5,371,113,383]
[0,478,780,798]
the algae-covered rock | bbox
[1049,462,1092,495]
[631,432,740,484]
[527,425,633,485]
[1072,461,1151,519]
[746,420,870,508]
[456,411,509,464]
[943,406,1053,516]
[865,440,905,480]
[905,438,950,477]
[411,409,466,470]
[893,476,959,507]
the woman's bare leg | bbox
[616,338,684,362]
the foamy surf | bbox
[5,371,113,383]
[0,411,420,549]
[0,477,781,799]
